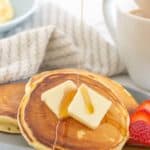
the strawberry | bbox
[128,121,150,146]
[130,110,150,125]
[137,100,150,114]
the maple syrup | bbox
[77,0,84,87]
[52,120,61,150]
[52,1,84,149]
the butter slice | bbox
[0,0,14,24]
[41,80,77,119]
[68,84,112,129]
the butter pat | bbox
[68,84,112,129]
[41,80,77,119]
[0,0,14,24]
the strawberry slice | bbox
[130,110,150,125]
[137,100,150,113]
[128,121,150,146]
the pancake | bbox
[0,82,25,133]
[18,69,132,150]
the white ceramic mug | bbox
[103,0,150,90]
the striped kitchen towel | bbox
[0,0,125,84]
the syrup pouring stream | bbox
[52,1,92,149]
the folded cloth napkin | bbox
[0,1,125,84]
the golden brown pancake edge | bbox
[0,82,25,133]
[18,69,131,150]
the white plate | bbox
[0,133,32,150]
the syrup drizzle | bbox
[77,0,84,87]
[52,120,61,150]
[52,1,84,149]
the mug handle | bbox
[103,0,117,43]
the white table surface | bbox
[112,75,150,96]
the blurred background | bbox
[48,0,111,43]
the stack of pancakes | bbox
[0,69,138,150]
[0,82,25,133]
